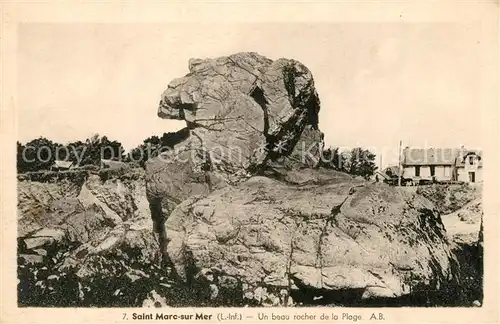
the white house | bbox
[401,147,482,184]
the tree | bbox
[100,136,125,161]
[345,147,377,179]
[17,141,27,173]
[70,134,125,166]
[17,137,62,173]
[317,146,377,180]
[318,147,342,170]
[16,134,126,173]
[126,128,190,166]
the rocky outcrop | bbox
[145,53,324,264]
[142,52,463,306]
[440,198,483,305]
[441,198,482,246]
[18,169,152,254]
[416,183,482,215]
[156,52,322,170]
[163,169,459,306]
[416,182,484,305]
[17,169,166,306]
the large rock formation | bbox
[145,52,324,264]
[164,171,459,305]
[144,52,462,305]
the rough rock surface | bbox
[164,169,459,305]
[18,169,155,267]
[441,198,482,246]
[17,169,167,307]
[416,183,482,215]
[145,53,324,262]
[440,197,483,305]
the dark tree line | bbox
[127,128,189,166]
[17,134,125,173]
[17,130,190,173]
[319,146,378,179]
[17,130,376,179]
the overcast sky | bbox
[18,23,487,167]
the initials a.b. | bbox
[370,313,385,320]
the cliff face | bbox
[416,183,482,215]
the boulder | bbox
[24,231,63,250]
[155,53,322,171]
[163,170,459,305]
[145,52,324,261]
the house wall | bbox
[402,166,431,179]
[403,166,415,178]
[402,165,453,181]
[404,166,483,182]
[434,165,453,181]
[457,167,483,183]
[420,166,431,179]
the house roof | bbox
[402,148,460,166]
[374,171,391,181]
[53,160,73,168]
[455,150,483,167]
[401,147,483,167]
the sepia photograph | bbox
[1,2,498,323]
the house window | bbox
[415,166,420,177]
[430,166,435,177]
[468,156,474,165]
[469,171,476,183]
[444,166,450,177]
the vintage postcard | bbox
[1,1,499,323]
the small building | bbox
[383,166,401,178]
[373,166,401,185]
[401,147,483,184]
[51,160,74,171]
[454,150,483,183]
